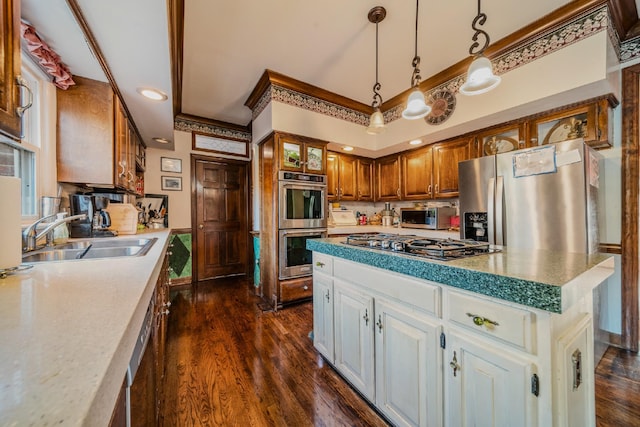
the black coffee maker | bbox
[93,196,115,237]
[69,194,116,238]
[68,194,95,238]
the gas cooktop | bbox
[344,233,499,261]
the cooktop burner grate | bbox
[343,234,498,261]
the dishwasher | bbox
[126,292,156,426]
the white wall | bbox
[146,130,252,230]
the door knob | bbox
[198,224,204,229]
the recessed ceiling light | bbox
[409,139,423,145]
[343,146,354,152]
[152,137,171,144]
[137,87,168,101]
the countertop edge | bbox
[84,230,171,426]
[307,239,614,313]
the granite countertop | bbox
[307,237,614,313]
[0,229,171,426]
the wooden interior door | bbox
[193,156,249,281]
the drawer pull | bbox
[450,351,460,377]
[466,313,499,329]
[303,285,309,291]
[315,261,325,268]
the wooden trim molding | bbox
[621,65,639,351]
[608,0,639,40]
[167,0,184,118]
[599,243,623,255]
[171,228,192,235]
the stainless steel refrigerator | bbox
[458,138,600,253]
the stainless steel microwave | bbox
[278,171,327,229]
[400,207,456,230]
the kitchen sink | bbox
[22,238,157,263]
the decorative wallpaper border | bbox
[270,85,370,126]
[620,37,640,63]
[253,4,615,127]
[174,116,252,142]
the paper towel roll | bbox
[0,176,22,269]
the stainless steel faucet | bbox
[22,214,87,252]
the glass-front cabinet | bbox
[529,98,613,149]
[476,123,526,156]
[277,133,327,175]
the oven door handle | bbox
[280,229,327,237]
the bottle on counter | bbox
[52,212,69,244]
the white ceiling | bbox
[20,0,624,153]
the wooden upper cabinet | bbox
[477,123,526,156]
[401,146,433,200]
[0,0,22,140]
[327,152,339,201]
[433,137,473,198]
[328,151,370,202]
[376,155,401,201]
[528,98,613,149]
[356,158,374,201]
[57,76,115,185]
[338,155,357,201]
[57,76,144,194]
[277,133,327,175]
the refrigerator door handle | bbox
[495,176,505,246]
[487,177,495,245]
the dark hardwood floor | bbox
[162,277,640,426]
[595,347,640,427]
[162,278,388,426]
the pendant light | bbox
[402,0,431,120]
[459,0,501,96]
[366,6,387,135]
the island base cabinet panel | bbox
[446,331,537,427]
[374,298,442,427]
[313,272,334,362]
[333,279,375,401]
[554,314,595,427]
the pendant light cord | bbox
[410,0,421,88]
[371,12,382,109]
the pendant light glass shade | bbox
[461,0,500,96]
[402,88,431,120]
[459,55,501,96]
[366,108,386,134]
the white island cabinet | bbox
[309,238,614,427]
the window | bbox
[0,53,55,218]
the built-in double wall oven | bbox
[278,171,327,279]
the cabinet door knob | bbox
[450,351,460,377]
[363,309,369,326]
[198,224,204,230]
[303,285,309,291]
[325,290,330,302]
[376,314,383,333]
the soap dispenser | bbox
[53,212,69,244]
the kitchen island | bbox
[308,236,614,427]
[0,229,171,426]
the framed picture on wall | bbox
[161,157,182,173]
[161,176,182,191]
